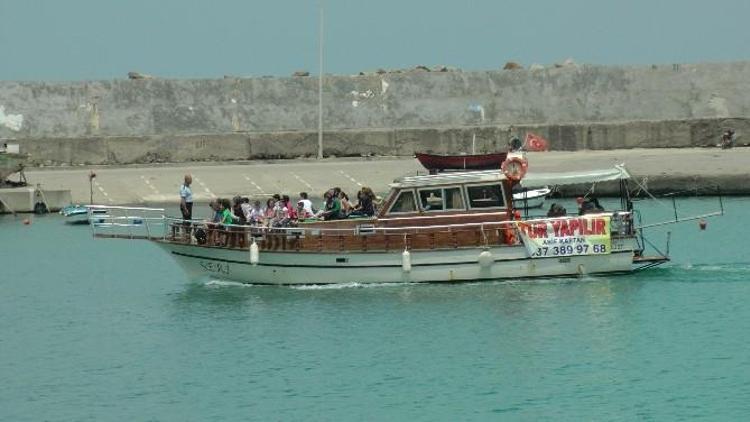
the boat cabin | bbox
[374,170,513,225]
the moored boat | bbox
[61,204,109,224]
[88,154,704,285]
[415,152,507,173]
[512,187,551,209]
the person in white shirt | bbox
[247,200,264,225]
[298,191,315,216]
[240,197,252,222]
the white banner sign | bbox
[515,216,612,258]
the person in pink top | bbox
[282,194,296,220]
[296,200,314,220]
[263,198,276,226]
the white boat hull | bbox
[156,241,635,285]
[512,188,551,209]
[62,207,108,224]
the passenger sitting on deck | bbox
[339,191,354,215]
[219,199,234,224]
[320,190,344,221]
[232,196,247,225]
[229,196,247,247]
[296,200,314,220]
[271,197,290,227]
[350,187,376,217]
[298,192,315,216]
[240,197,252,223]
[217,198,235,246]
[247,200,264,225]
[282,194,297,220]
[210,199,222,223]
[263,198,276,225]
[204,199,222,245]
[315,189,331,218]
[547,203,567,217]
[579,197,605,215]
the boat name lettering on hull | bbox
[199,260,230,275]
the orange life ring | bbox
[501,157,528,181]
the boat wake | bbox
[201,278,418,290]
[622,262,750,283]
[204,279,256,288]
[291,281,419,290]
[674,262,750,273]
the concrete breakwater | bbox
[1,62,750,165]
[22,149,750,207]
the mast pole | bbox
[317,1,324,159]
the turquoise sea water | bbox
[1,197,749,420]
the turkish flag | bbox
[524,132,549,151]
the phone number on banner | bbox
[530,243,608,257]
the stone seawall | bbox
[2,62,750,164]
[18,118,749,166]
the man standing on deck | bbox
[180,174,193,221]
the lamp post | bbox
[317,1,324,159]
[88,171,96,204]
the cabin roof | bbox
[390,170,507,189]
[521,164,631,186]
[390,164,632,190]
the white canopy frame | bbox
[520,164,630,187]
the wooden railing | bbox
[88,205,633,254]
[165,218,524,253]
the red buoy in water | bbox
[22,218,31,225]
[699,218,707,230]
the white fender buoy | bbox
[478,250,493,267]
[250,238,259,265]
[402,249,412,273]
[577,264,586,276]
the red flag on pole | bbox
[524,132,549,151]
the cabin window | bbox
[419,189,444,211]
[467,184,505,208]
[418,187,465,212]
[389,190,417,213]
[444,187,465,210]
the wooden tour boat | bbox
[87,153,710,285]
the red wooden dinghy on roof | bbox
[415,152,508,173]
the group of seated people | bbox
[192,188,379,247]
[207,187,379,229]
[318,186,378,222]
[546,196,605,217]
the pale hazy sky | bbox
[1,0,748,81]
